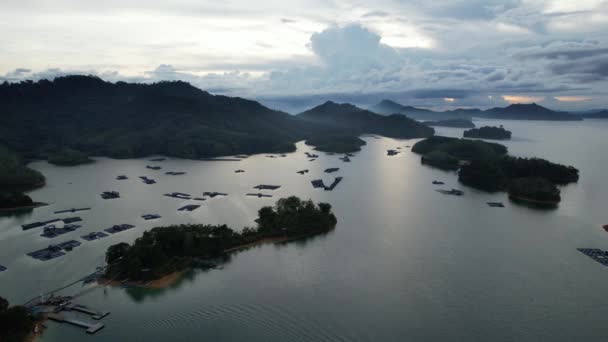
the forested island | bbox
[424,119,475,128]
[47,148,92,166]
[0,296,34,342]
[305,135,366,153]
[104,196,337,281]
[0,146,45,211]
[463,126,512,140]
[412,136,579,205]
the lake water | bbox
[1,119,608,341]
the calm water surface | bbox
[1,119,608,341]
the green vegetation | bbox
[412,136,579,203]
[48,148,92,166]
[0,146,45,190]
[508,177,561,204]
[0,296,34,342]
[0,191,34,209]
[464,126,512,140]
[305,135,367,153]
[105,196,337,280]
[424,119,475,128]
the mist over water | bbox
[2,119,608,341]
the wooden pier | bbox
[47,313,105,334]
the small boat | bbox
[432,180,445,185]
[487,202,505,208]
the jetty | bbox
[81,232,109,241]
[0,265,6,272]
[100,191,120,200]
[325,168,340,173]
[27,240,81,261]
[165,171,186,176]
[63,217,82,224]
[577,248,608,266]
[436,189,464,196]
[116,175,128,180]
[142,214,161,220]
[487,202,505,208]
[41,224,82,239]
[203,192,228,198]
[297,169,309,174]
[22,219,62,231]
[104,224,135,234]
[253,185,281,190]
[178,204,200,211]
[146,165,162,170]
[246,193,273,198]
[54,208,91,214]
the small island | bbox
[104,196,337,281]
[0,296,35,342]
[305,135,367,153]
[48,148,93,166]
[425,119,475,128]
[412,136,578,205]
[0,146,46,212]
[463,126,511,140]
[0,191,46,212]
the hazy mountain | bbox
[483,103,582,121]
[370,100,474,120]
[298,101,434,139]
[580,109,608,119]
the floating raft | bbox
[139,176,156,184]
[311,179,325,189]
[577,248,608,266]
[27,240,81,261]
[54,208,91,214]
[41,224,82,239]
[63,217,82,224]
[116,175,128,180]
[81,232,109,241]
[0,265,6,272]
[100,191,120,199]
[324,168,340,173]
[436,189,464,196]
[432,180,445,185]
[203,192,228,198]
[234,169,245,173]
[165,171,186,176]
[253,185,281,190]
[246,193,272,198]
[104,224,135,234]
[178,204,200,211]
[142,214,161,220]
[297,169,309,175]
[146,165,162,170]
[47,313,105,334]
[487,202,505,208]
[305,152,319,158]
[387,149,400,156]
[340,156,351,162]
[164,192,192,199]
[22,219,62,230]
[325,177,343,191]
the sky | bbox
[1,0,607,113]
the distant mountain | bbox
[580,109,608,119]
[298,101,434,139]
[370,100,474,120]
[483,103,582,121]
[424,119,475,128]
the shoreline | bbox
[509,194,559,206]
[0,202,48,212]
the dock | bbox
[47,313,105,334]
[54,208,91,214]
[22,219,62,231]
[253,185,281,190]
[104,224,135,234]
[178,204,200,211]
[324,168,340,173]
[81,232,109,241]
[577,248,608,266]
[66,304,110,320]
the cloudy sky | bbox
[1,0,607,112]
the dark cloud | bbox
[524,47,608,60]
[549,56,608,81]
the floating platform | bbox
[165,171,186,176]
[104,224,135,234]
[41,224,82,239]
[203,192,228,198]
[54,208,91,214]
[139,176,156,184]
[116,175,128,180]
[142,214,161,220]
[432,180,445,185]
[234,169,245,173]
[63,217,82,224]
[164,192,192,199]
[100,191,120,200]
[436,189,464,196]
[387,149,400,156]
[324,168,340,173]
[246,193,272,198]
[81,232,109,241]
[577,248,608,266]
[22,219,62,231]
[340,156,351,162]
[27,240,81,261]
[178,204,200,211]
[66,304,110,320]
[146,165,162,170]
[311,179,325,188]
[253,185,281,190]
[297,169,309,175]
[47,313,105,334]
[0,265,6,272]
[325,177,343,191]
[305,152,319,158]
[193,197,206,201]
[487,202,505,208]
